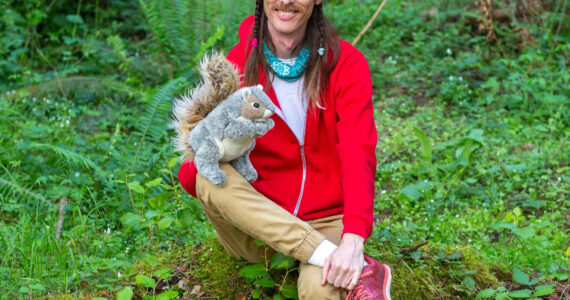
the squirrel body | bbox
[173,53,275,186]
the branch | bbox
[554,135,568,155]
[55,198,68,239]
[399,241,428,254]
[352,0,389,46]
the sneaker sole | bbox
[382,264,392,300]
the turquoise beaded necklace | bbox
[263,42,310,82]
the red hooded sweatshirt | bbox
[178,16,377,240]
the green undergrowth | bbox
[1,0,569,298]
[120,238,499,299]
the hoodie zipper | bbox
[293,144,307,216]
[269,85,308,217]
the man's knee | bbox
[297,263,343,300]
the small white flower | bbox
[446,48,452,55]
[118,272,122,278]
[455,214,459,218]
[75,172,80,177]
[449,75,454,81]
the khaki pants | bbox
[196,163,345,299]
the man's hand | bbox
[321,233,364,290]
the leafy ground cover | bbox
[0,0,568,299]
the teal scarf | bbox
[263,43,310,82]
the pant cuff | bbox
[293,228,326,263]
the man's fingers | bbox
[347,270,361,290]
[321,258,331,286]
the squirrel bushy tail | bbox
[172,52,241,161]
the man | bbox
[178,0,392,298]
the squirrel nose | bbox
[262,109,273,118]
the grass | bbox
[0,0,569,298]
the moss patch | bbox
[367,242,500,299]
[188,238,251,298]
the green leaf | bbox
[462,276,475,290]
[252,288,263,298]
[512,266,530,285]
[410,251,422,261]
[475,288,495,299]
[168,158,178,168]
[135,274,155,288]
[29,284,45,290]
[177,208,194,227]
[158,217,174,230]
[153,268,172,277]
[533,287,555,297]
[273,294,283,300]
[148,197,158,208]
[66,14,84,24]
[507,289,532,298]
[270,253,294,269]
[120,213,140,229]
[116,287,133,300]
[92,298,108,300]
[254,277,276,288]
[145,210,160,219]
[240,264,267,279]
[413,126,433,162]
[280,284,299,299]
[447,252,462,260]
[145,177,162,187]
[254,239,266,246]
[156,291,178,300]
[128,181,145,194]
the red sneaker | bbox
[346,254,392,300]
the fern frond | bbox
[138,0,195,60]
[0,177,51,206]
[130,77,187,173]
[28,143,110,184]
[10,76,143,99]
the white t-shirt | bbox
[271,74,308,144]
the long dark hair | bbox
[244,0,340,108]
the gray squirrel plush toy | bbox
[172,52,276,186]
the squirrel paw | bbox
[243,169,258,183]
[207,172,227,186]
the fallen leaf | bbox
[189,284,202,296]
[177,279,192,292]
[236,293,247,300]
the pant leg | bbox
[196,163,326,263]
[297,215,347,300]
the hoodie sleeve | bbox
[334,42,377,240]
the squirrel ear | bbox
[241,87,252,101]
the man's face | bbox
[264,0,322,39]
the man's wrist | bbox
[340,233,365,247]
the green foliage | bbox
[238,246,298,299]
[1,0,569,298]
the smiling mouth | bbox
[276,9,298,18]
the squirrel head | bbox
[241,85,275,121]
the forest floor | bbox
[0,0,568,299]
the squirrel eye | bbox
[253,102,260,108]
